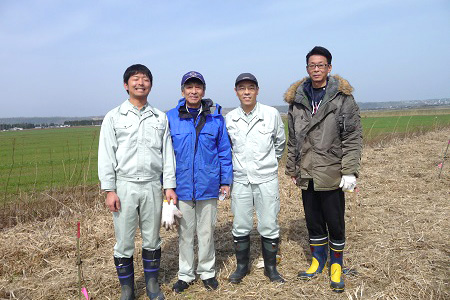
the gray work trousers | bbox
[231,178,280,239]
[177,199,217,282]
[113,180,163,258]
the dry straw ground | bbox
[1,128,449,300]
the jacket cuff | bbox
[285,169,296,177]
[163,179,176,190]
[101,181,116,191]
[220,177,233,185]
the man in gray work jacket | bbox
[98,64,177,300]
[225,73,286,284]
[284,46,362,293]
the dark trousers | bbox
[301,181,345,250]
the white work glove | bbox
[339,174,357,192]
[161,200,183,230]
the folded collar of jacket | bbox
[177,98,221,118]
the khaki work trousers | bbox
[177,199,217,282]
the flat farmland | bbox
[0,127,99,202]
[1,108,450,203]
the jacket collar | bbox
[119,99,158,116]
[177,98,219,118]
[232,102,263,122]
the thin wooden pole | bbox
[438,140,450,178]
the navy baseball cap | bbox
[235,73,258,86]
[181,71,205,86]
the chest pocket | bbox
[228,127,245,153]
[115,123,136,147]
[256,123,273,153]
[145,122,165,149]
[199,124,218,152]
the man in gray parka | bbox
[284,46,362,293]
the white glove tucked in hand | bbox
[161,200,183,230]
[339,174,357,192]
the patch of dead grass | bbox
[0,128,449,299]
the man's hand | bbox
[165,188,178,205]
[219,185,230,200]
[161,199,183,230]
[105,191,120,212]
[339,174,357,192]
[291,176,297,185]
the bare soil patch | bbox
[1,129,449,299]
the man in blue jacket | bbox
[167,71,233,293]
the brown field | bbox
[1,128,449,299]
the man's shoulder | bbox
[103,102,125,120]
[259,103,280,116]
[150,106,167,118]
[225,107,240,120]
[166,106,180,118]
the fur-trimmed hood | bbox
[284,75,353,105]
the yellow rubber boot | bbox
[329,248,344,293]
[298,242,327,279]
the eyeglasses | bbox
[307,63,329,70]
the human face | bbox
[182,80,205,108]
[306,55,332,88]
[235,80,259,112]
[124,73,152,100]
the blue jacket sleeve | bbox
[217,116,233,185]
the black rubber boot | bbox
[114,256,135,300]
[142,248,164,300]
[228,235,250,284]
[261,236,285,283]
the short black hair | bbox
[306,46,332,64]
[123,64,153,84]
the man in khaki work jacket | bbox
[284,46,362,293]
[225,73,286,284]
[98,64,177,300]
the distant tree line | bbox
[1,120,103,130]
[64,120,102,126]
[0,123,37,130]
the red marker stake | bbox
[77,222,81,300]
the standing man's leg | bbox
[113,180,140,300]
[321,188,346,292]
[140,180,164,299]
[229,182,253,283]
[298,180,328,279]
[196,199,218,289]
[173,200,196,293]
[254,178,284,283]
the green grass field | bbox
[0,127,99,201]
[1,109,449,203]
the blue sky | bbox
[0,0,449,117]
